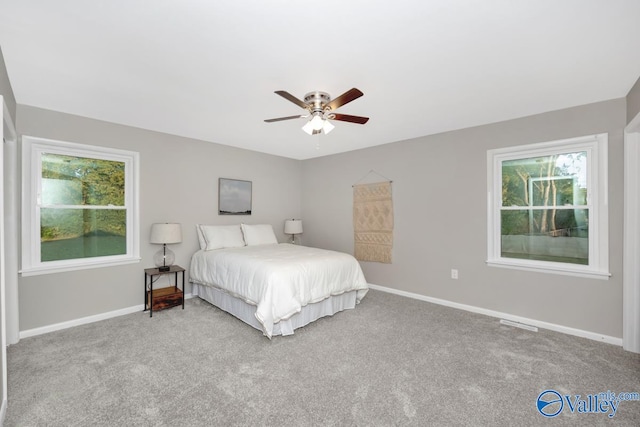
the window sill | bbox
[20,257,141,277]
[486,259,611,280]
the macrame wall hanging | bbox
[352,170,394,263]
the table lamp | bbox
[284,219,303,244]
[150,223,182,271]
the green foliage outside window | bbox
[500,151,588,265]
[501,152,588,237]
[40,153,126,260]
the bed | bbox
[189,224,368,338]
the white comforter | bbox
[189,243,368,337]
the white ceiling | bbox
[1,1,639,160]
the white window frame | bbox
[486,133,610,279]
[21,136,140,276]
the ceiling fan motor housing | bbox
[304,91,331,112]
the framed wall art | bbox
[218,178,252,215]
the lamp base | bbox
[154,246,175,271]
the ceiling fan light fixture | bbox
[301,120,315,135]
[302,113,330,135]
[322,119,335,134]
[310,114,324,131]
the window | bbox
[21,136,140,275]
[487,134,609,278]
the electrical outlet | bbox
[451,269,458,279]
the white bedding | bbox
[189,243,368,337]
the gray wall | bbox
[16,105,302,331]
[302,98,626,339]
[627,76,640,125]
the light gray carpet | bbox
[5,290,640,426]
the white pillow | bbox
[241,223,278,246]
[199,225,246,250]
[196,225,207,250]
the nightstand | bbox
[144,265,185,317]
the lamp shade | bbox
[301,120,315,135]
[310,114,324,131]
[150,223,182,244]
[284,219,303,235]
[322,120,335,134]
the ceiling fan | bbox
[264,88,369,135]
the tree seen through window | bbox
[40,153,126,261]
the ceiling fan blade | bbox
[330,113,369,124]
[264,115,304,123]
[324,88,364,111]
[274,91,309,110]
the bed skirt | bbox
[191,282,358,336]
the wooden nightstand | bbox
[144,265,185,317]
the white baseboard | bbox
[19,293,194,340]
[0,398,6,427]
[367,284,622,347]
